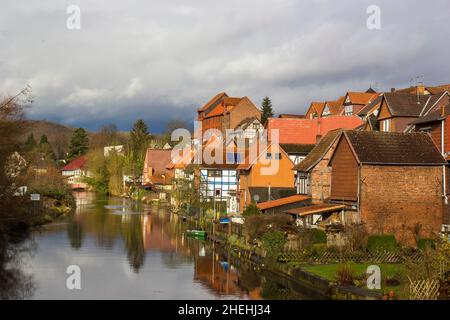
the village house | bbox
[376,91,449,132]
[341,91,379,117]
[267,116,363,145]
[286,130,344,228]
[143,148,173,200]
[305,102,325,119]
[327,130,446,245]
[294,129,342,201]
[393,83,450,96]
[197,92,262,138]
[409,101,450,233]
[237,142,296,210]
[61,155,89,189]
[228,117,264,144]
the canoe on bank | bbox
[186,230,207,238]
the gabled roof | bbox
[410,104,450,125]
[293,129,343,172]
[334,131,445,165]
[324,98,344,115]
[62,156,87,171]
[234,117,261,130]
[198,92,228,113]
[307,102,326,117]
[344,92,378,105]
[357,94,382,117]
[381,92,431,117]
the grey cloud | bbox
[0,0,449,131]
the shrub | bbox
[367,235,398,252]
[311,229,327,244]
[242,202,262,217]
[310,243,327,256]
[417,238,436,251]
[335,263,356,286]
[261,231,286,255]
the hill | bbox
[20,120,75,159]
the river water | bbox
[1,192,320,300]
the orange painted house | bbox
[237,143,296,210]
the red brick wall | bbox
[359,165,443,245]
[310,142,337,203]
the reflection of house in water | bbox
[194,251,248,298]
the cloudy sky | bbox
[1,0,450,132]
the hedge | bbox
[367,235,398,252]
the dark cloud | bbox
[1,0,449,132]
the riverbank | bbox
[180,214,382,300]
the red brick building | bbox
[328,131,446,245]
[376,92,449,132]
[197,92,261,138]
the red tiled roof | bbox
[267,116,364,145]
[62,156,87,171]
[144,149,172,176]
[257,195,310,211]
[346,92,378,105]
[198,92,228,112]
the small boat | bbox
[186,230,207,238]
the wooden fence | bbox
[277,250,424,264]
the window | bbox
[344,105,353,116]
[381,119,391,132]
[266,152,272,159]
[297,172,309,195]
[275,153,282,160]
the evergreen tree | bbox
[39,134,49,145]
[67,128,89,161]
[39,134,56,160]
[261,97,274,125]
[24,133,37,152]
[129,119,150,182]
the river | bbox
[0,192,321,300]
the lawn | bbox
[300,263,405,281]
[299,263,407,298]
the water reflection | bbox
[0,233,36,299]
[0,192,316,299]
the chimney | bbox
[391,88,396,93]
[417,84,425,95]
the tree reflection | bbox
[0,233,36,299]
[123,215,145,273]
[66,221,84,250]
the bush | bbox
[242,202,262,217]
[261,231,286,255]
[367,235,398,252]
[335,263,356,286]
[310,243,327,256]
[311,229,327,244]
[417,238,436,251]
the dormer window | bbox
[322,106,331,117]
[344,105,353,115]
